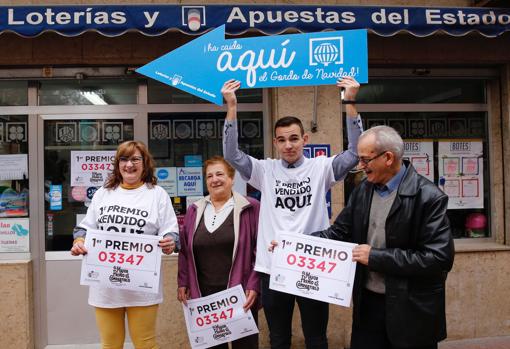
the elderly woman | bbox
[178,156,260,349]
[70,140,178,349]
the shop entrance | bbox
[39,114,135,347]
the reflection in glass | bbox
[0,81,28,106]
[148,80,262,104]
[44,119,134,252]
[355,79,486,104]
[39,79,138,105]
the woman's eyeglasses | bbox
[119,156,143,164]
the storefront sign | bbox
[137,26,368,104]
[0,154,28,180]
[0,6,507,38]
[177,167,204,196]
[70,151,115,187]
[270,232,357,307]
[182,285,259,349]
[184,155,203,167]
[80,230,162,294]
[0,218,29,252]
[156,167,177,197]
[438,140,484,209]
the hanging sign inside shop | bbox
[156,167,177,197]
[0,218,29,253]
[0,154,28,180]
[177,167,204,196]
[182,285,259,349]
[70,151,116,187]
[80,229,162,294]
[136,26,368,105]
[403,140,434,182]
[438,140,484,210]
[270,232,357,307]
[0,6,508,38]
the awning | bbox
[1,5,509,38]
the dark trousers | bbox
[260,273,329,349]
[350,289,438,349]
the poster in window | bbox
[438,140,483,209]
[6,122,27,142]
[408,119,427,138]
[150,120,172,140]
[0,218,29,252]
[403,140,433,182]
[196,119,217,139]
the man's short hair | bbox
[274,116,305,136]
[360,125,404,160]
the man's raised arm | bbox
[221,80,253,180]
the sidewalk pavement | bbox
[439,336,510,349]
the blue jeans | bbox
[260,273,329,349]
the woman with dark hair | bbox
[71,140,178,349]
[178,155,260,349]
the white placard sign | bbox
[80,230,162,294]
[71,151,116,187]
[182,285,259,349]
[270,233,357,307]
[0,154,28,180]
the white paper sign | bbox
[71,151,116,187]
[438,140,483,209]
[403,140,434,182]
[270,233,357,307]
[182,285,259,349]
[0,154,28,180]
[0,218,29,252]
[156,167,177,197]
[80,230,162,294]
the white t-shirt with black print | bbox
[249,156,336,274]
[78,184,178,308]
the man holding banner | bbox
[312,126,454,349]
[222,77,362,349]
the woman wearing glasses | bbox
[70,140,178,349]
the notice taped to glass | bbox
[270,233,357,307]
[80,230,162,294]
[182,285,259,349]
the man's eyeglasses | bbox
[119,156,143,165]
[357,151,387,165]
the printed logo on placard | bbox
[182,6,206,32]
[296,271,320,292]
[309,37,343,67]
[109,266,130,284]
[212,324,232,340]
[171,74,183,86]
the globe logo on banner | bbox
[309,37,343,67]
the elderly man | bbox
[314,125,454,349]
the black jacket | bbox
[315,161,454,347]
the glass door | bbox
[40,114,134,346]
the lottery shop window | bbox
[148,112,264,218]
[0,115,29,253]
[43,119,134,252]
[343,78,491,239]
